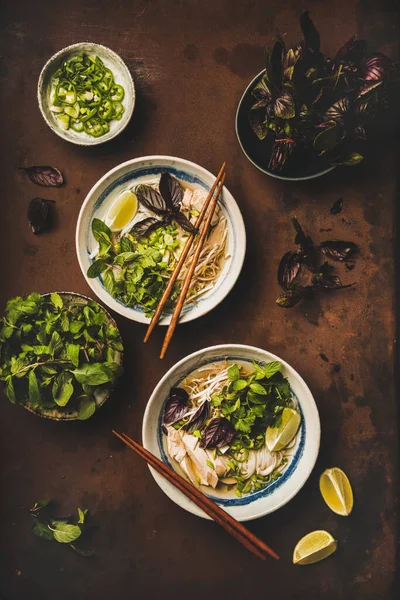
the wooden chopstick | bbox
[112,430,279,561]
[143,162,226,343]
[160,172,226,359]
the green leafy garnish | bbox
[0,293,123,417]
[30,500,93,556]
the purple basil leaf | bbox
[163,387,190,425]
[313,121,343,155]
[330,198,343,215]
[300,11,320,53]
[276,284,312,308]
[312,273,356,290]
[251,74,272,106]
[283,48,301,81]
[360,53,398,82]
[159,172,183,210]
[268,138,295,172]
[319,240,358,261]
[269,38,285,89]
[135,184,167,215]
[335,37,366,64]
[131,217,164,237]
[274,89,295,119]
[27,198,55,234]
[278,250,301,290]
[200,417,235,449]
[292,218,316,271]
[174,211,197,234]
[183,402,210,433]
[325,97,350,122]
[21,166,64,187]
[249,109,269,140]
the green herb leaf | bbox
[53,372,74,407]
[66,343,80,368]
[5,377,16,403]
[87,259,107,278]
[249,382,267,395]
[77,508,87,524]
[70,544,94,556]
[77,397,96,420]
[227,364,240,381]
[264,361,281,378]
[206,460,215,470]
[52,522,82,544]
[28,369,41,407]
[50,293,63,309]
[72,362,114,385]
[232,379,248,391]
[32,519,54,541]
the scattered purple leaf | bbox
[21,166,64,187]
[319,240,358,261]
[200,417,235,449]
[27,198,55,234]
[277,250,302,290]
[163,387,189,425]
[330,198,343,215]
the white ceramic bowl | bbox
[37,42,135,145]
[142,344,320,521]
[76,156,246,325]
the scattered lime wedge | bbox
[105,190,138,232]
[319,467,353,516]
[293,530,337,565]
[265,407,301,452]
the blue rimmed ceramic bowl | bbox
[76,156,246,325]
[142,344,320,521]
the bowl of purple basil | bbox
[235,11,399,181]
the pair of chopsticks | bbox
[143,162,227,358]
[112,430,279,561]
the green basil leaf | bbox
[87,259,107,278]
[69,320,85,334]
[53,373,74,407]
[52,522,82,544]
[102,270,116,295]
[77,508,88,524]
[264,361,281,378]
[92,217,112,241]
[5,377,16,403]
[249,382,267,395]
[77,397,96,420]
[227,364,240,381]
[120,236,133,252]
[32,519,54,541]
[72,363,114,385]
[232,379,248,391]
[49,331,63,355]
[66,343,80,368]
[50,293,63,309]
[28,369,41,407]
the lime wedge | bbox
[265,407,301,452]
[293,530,337,565]
[319,467,353,516]
[105,190,138,232]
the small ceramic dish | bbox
[37,42,135,146]
[235,70,335,181]
[142,344,320,522]
[76,155,246,325]
[21,292,123,421]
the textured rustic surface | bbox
[0,1,398,599]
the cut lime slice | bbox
[319,467,353,516]
[293,530,337,565]
[105,190,138,232]
[265,407,301,452]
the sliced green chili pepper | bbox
[49,53,125,138]
[83,117,105,137]
[110,84,125,102]
[70,119,84,132]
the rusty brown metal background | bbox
[0,1,398,599]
